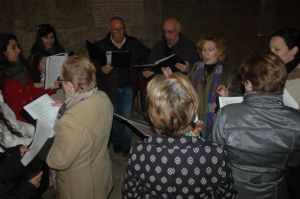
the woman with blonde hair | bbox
[123,73,237,199]
[47,55,113,199]
[189,34,242,139]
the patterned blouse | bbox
[123,136,237,199]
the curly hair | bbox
[196,34,227,61]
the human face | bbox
[201,40,221,65]
[269,36,296,64]
[163,20,180,45]
[4,39,21,63]
[41,32,55,50]
[109,19,125,43]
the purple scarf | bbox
[190,62,223,139]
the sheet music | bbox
[23,94,59,128]
[45,53,68,89]
[21,120,55,166]
[218,96,243,108]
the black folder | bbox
[133,54,184,73]
[86,40,131,68]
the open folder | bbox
[113,113,155,137]
[134,54,184,73]
[86,40,131,68]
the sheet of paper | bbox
[218,96,243,108]
[283,89,299,109]
[23,94,59,128]
[45,53,68,89]
[21,120,55,166]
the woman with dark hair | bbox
[212,51,300,199]
[0,108,43,199]
[30,24,65,87]
[269,27,300,105]
[123,73,237,199]
[30,24,64,57]
[0,33,57,122]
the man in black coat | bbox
[94,17,149,155]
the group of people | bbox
[0,15,299,199]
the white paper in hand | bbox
[23,94,59,128]
[21,120,55,166]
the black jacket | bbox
[212,93,300,199]
[94,34,149,101]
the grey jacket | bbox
[212,92,300,199]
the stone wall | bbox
[0,0,299,66]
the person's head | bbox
[31,24,64,55]
[197,34,227,65]
[147,73,198,138]
[0,33,22,64]
[31,53,46,83]
[60,55,96,97]
[239,51,287,94]
[269,27,300,64]
[162,18,181,46]
[108,17,126,43]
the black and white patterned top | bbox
[123,136,237,199]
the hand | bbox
[175,61,190,73]
[142,70,155,78]
[28,171,43,189]
[217,85,229,96]
[19,145,29,156]
[51,100,63,107]
[52,80,60,89]
[101,65,113,74]
[161,67,173,78]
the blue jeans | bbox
[111,87,133,152]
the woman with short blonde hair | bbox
[123,73,237,199]
[147,73,198,137]
[47,55,114,199]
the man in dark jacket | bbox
[94,17,149,155]
[143,17,200,78]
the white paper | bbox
[283,89,299,109]
[45,53,68,89]
[23,94,59,128]
[21,120,55,166]
[218,96,243,108]
[218,89,299,109]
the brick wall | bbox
[0,0,299,66]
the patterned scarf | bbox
[190,62,223,139]
[57,88,97,119]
